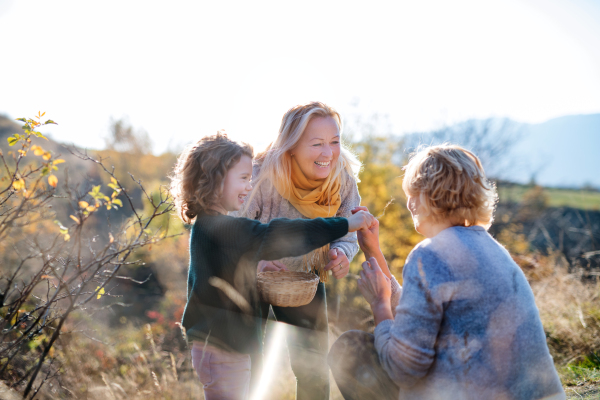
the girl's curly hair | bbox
[170,131,253,223]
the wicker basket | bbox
[257,271,319,307]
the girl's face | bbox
[217,155,253,213]
[291,116,341,180]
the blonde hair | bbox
[245,101,360,211]
[402,144,498,227]
[170,131,253,223]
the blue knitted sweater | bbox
[374,226,565,400]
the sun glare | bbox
[251,322,287,400]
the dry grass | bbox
[16,295,348,399]
[6,251,600,399]
[527,254,600,396]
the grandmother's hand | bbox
[324,248,350,279]
[257,260,288,273]
[358,257,392,308]
[351,206,381,257]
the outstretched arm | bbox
[250,212,375,263]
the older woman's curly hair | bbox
[402,144,498,227]
[170,131,253,224]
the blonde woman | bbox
[328,144,564,400]
[238,102,398,399]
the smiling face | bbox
[217,155,253,213]
[291,116,341,180]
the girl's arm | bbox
[247,211,374,263]
[249,217,349,263]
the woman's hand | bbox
[257,260,288,273]
[347,210,376,232]
[358,257,393,325]
[351,206,381,257]
[324,248,350,279]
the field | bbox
[1,116,599,399]
[498,184,600,210]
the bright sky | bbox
[1,0,599,153]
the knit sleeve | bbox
[390,275,403,316]
[373,247,444,386]
[247,217,349,263]
[330,171,361,262]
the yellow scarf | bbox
[272,157,342,282]
[273,157,342,219]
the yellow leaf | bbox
[53,159,65,165]
[86,205,96,212]
[96,286,105,299]
[63,233,70,241]
[12,179,25,191]
[70,215,80,224]
[109,232,114,243]
[42,152,51,161]
[33,147,44,156]
[48,174,58,188]
[78,201,89,208]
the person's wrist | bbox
[363,247,383,260]
[370,295,391,310]
[370,299,393,322]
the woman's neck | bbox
[422,221,452,238]
[420,220,486,238]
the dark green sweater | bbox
[181,211,348,354]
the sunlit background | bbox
[1,0,599,155]
[1,2,600,398]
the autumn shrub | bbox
[0,114,175,398]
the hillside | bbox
[402,113,600,189]
[512,114,600,188]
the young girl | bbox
[170,131,374,400]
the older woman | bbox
[328,144,565,400]
[239,102,399,399]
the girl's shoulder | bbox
[195,212,257,232]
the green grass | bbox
[562,366,600,399]
[560,353,600,398]
[498,185,600,210]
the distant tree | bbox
[403,118,524,180]
[105,118,152,155]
